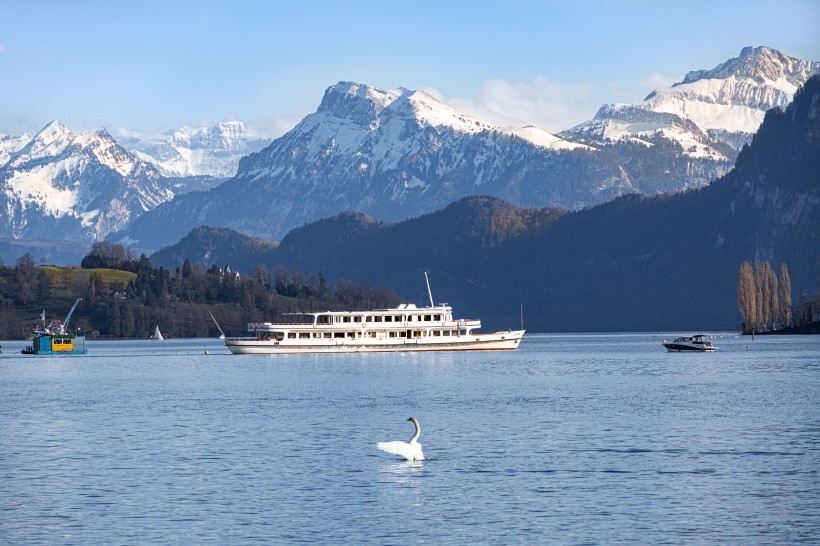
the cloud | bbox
[638,72,678,90]
[245,108,312,139]
[432,77,600,133]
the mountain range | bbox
[118,46,820,250]
[1,46,817,265]
[0,121,173,242]
[152,75,820,332]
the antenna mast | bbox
[424,272,435,307]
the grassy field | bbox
[5,267,137,324]
[38,266,137,285]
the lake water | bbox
[1,333,819,544]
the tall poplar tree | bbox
[754,260,767,330]
[737,261,757,332]
[765,262,778,330]
[778,263,793,328]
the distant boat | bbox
[663,334,715,352]
[21,298,87,355]
[152,325,164,341]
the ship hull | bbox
[225,330,524,354]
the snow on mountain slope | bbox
[116,48,820,251]
[0,121,175,241]
[116,82,637,249]
[116,121,271,179]
[0,132,32,167]
[563,47,820,158]
[242,81,584,179]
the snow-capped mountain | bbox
[118,47,820,250]
[562,46,820,160]
[9,46,816,257]
[115,121,272,179]
[0,121,175,242]
[117,81,620,248]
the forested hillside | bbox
[0,243,400,340]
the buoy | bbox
[205,350,209,355]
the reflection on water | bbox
[1,333,819,543]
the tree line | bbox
[0,242,402,340]
[736,260,793,333]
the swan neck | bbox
[409,419,421,443]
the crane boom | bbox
[60,298,82,334]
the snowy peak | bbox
[304,81,577,152]
[25,120,76,159]
[319,82,497,135]
[0,120,173,241]
[678,46,819,88]
[563,47,819,156]
[120,120,272,178]
[318,81,404,121]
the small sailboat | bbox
[152,325,164,341]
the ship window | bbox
[334,332,344,338]
[313,333,320,338]
[424,315,431,321]
[354,316,361,323]
[323,332,332,338]
[434,315,441,321]
[299,333,310,339]
[343,316,351,323]
[443,330,451,336]
[400,331,406,337]
[389,332,396,338]
[369,332,376,338]
[385,316,392,322]
[288,333,296,339]
[374,316,382,322]
[459,329,466,336]
[433,331,440,336]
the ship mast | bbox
[424,272,435,308]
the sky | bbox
[1,0,819,139]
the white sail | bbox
[153,325,164,341]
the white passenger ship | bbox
[224,275,524,354]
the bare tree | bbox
[737,261,757,332]
[755,260,768,330]
[778,263,793,328]
[765,262,778,331]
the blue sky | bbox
[1,0,818,137]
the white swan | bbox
[376,417,425,461]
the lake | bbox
[1,333,818,544]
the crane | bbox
[59,298,82,335]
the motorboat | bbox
[663,334,716,352]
